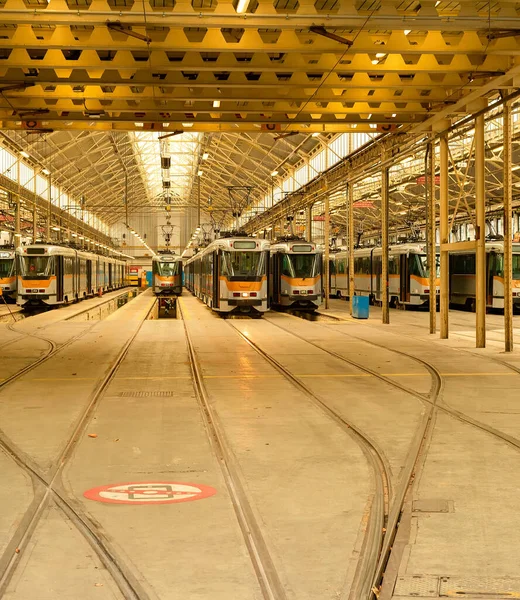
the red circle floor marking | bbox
[83,481,217,505]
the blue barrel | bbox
[352,295,369,319]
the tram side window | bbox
[513,254,520,279]
[451,253,475,274]
[337,259,346,274]
[373,256,382,275]
[220,251,230,277]
[389,256,398,275]
[409,255,424,277]
[493,253,504,277]
[329,259,336,275]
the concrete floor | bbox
[0,292,519,599]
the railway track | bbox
[178,298,288,600]
[223,316,408,600]
[0,298,157,600]
[272,310,520,596]
[0,289,138,388]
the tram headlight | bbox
[242,292,248,297]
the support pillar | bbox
[348,182,355,315]
[14,197,21,250]
[47,175,52,241]
[307,204,313,241]
[475,112,486,348]
[33,205,37,243]
[381,157,389,324]
[504,99,513,352]
[428,142,437,334]
[324,184,330,310]
[440,134,449,339]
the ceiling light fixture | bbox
[197,170,203,176]
[42,168,50,175]
[212,100,221,108]
[271,170,278,176]
[202,152,209,160]
[20,151,29,158]
[404,29,411,35]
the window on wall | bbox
[36,174,48,197]
[20,163,34,189]
[0,148,17,180]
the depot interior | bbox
[1,3,520,339]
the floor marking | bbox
[84,481,217,505]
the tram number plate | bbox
[300,290,308,295]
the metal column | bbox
[428,142,437,334]
[475,113,486,348]
[324,185,330,309]
[348,182,355,315]
[47,175,52,241]
[33,205,37,243]
[503,100,513,352]
[381,159,389,324]
[440,134,449,339]
[307,204,313,241]
[14,198,21,250]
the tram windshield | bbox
[221,250,266,279]
[0,259,13,277]
[19,256,55,277]
[417,254,440,277]
[156,261,180,277]
[282,254,320,279]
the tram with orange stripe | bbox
[330,242,439,308]
[185,235,270,315]
[16,244,126,308]
[269,238,323,310]
[152,253,183,295]
[0,248,16,301]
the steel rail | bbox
[283,310,520,595]
[0,288,137,388]
[254,313,440,599]
[0,297,157,600]
[177,298,287,600]
[225,318,392,600]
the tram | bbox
[152,253,183,295]
[269,238,323,310]
[0,247,16,301]
[185,235,270,315]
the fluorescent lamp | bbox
[312,132,320,137]
[392,113,397,117]
[202,152,209,160]
[212,100,220,108]
[375,53,386,58]
[236,0,250,12]
[271,170,278,176]
[197,170,203,176]
[42,168,50,175]
[71,233,77,237]
[52,226,60,231]
[371,59,379,65]
[182,122,194,127]
[404,29,411,35]
[20,151,29,158]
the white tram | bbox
[449,241,520,311]
[16,244,126,308]
[0,248,16,301]
[152,253,183,295]
[269,238,323,310]
[185,236,270,314]
[329,242,439,308]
